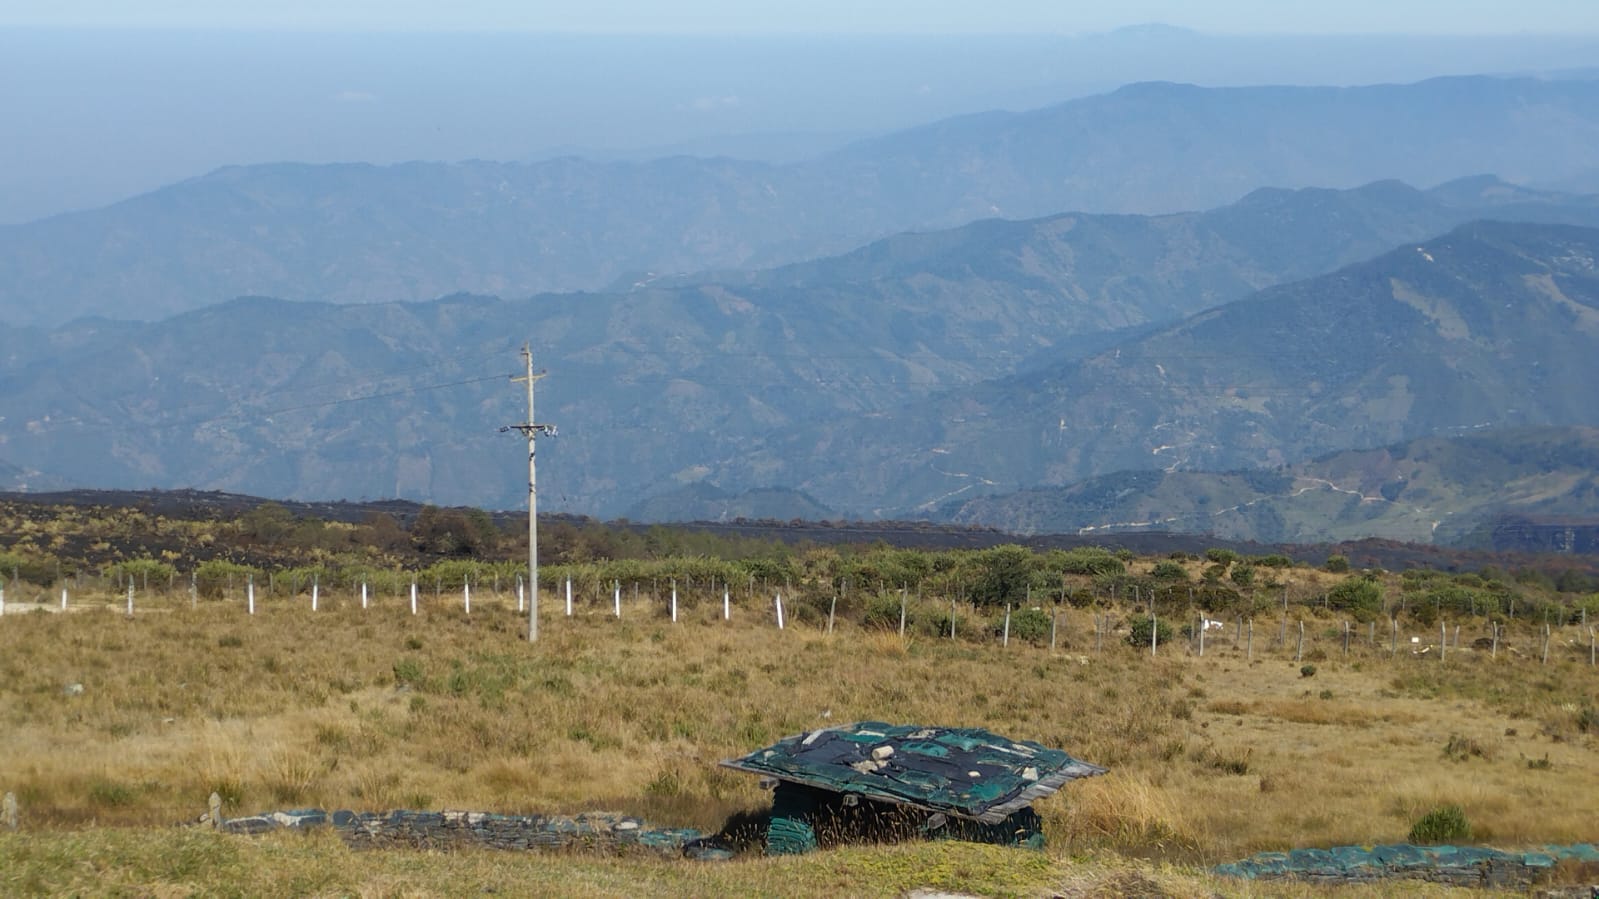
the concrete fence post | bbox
[209,792,223,830]
[3,791,16,830]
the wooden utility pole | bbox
[505,343,555,643]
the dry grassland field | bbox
[0,522,1596,896]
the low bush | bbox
[1126,615,1173,648]
[998,607,1052,644]
[1408,804,1471,843]
[1151,561,1189,581]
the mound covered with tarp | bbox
[719,721,1106,854]
[1216,842,1599,888]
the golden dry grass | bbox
[0,826,1511,898]
[0,587,1595,896]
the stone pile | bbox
[220,808,704,855]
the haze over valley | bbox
[4,14,1599,550]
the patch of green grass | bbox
[1408,805,1471,844]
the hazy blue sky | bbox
[6,4,1599,225]
[6,0,1599,35]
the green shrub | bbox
[1327,577,1382,618]
[1300,665,1317,678]
[392,659,426,688]
[1205,548,1240,566]
[921,607,969,640]
[999,607,1052,644]
[194,559,258,598]
[1042,547,1125,577]
[1408,805,1471,844]
[1151,561,1188,581]
[862,592,909,630]
[1230,564,1256,587]
[968,545,1035,607]
[1125,615,1173,648]
[1324,555,1350,573]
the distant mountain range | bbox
[942,427,1599,546]
[4,189,1599,533]
[707,221,1599,517]
[6,75,1599,326]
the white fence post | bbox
[775,593,785,630]
[361,581,368,610]
[463,582,471,615]
[247,576,255,616]
[311,577,319,612]
[126,581,134,617]
[517,576,525,613]
[61,587,68,612]
[613,580,621,618]
[565,578,572,617]
[410,581,418,616]
[1003,604,1011,648]
[671,581,678,623]
[724,585,731,622]
[0,580,6,616]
